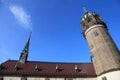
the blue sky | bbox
[0,0,120,63]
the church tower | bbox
[19,33,31,63]
[80,9,120,80]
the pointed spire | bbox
[83,7,88,13]
[19,32,32,63]
[24,32,32,52]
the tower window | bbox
[90,54,94,62]
[90,45,93,50]
[94,31,99,37]
[102,76,107,80]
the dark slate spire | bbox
[19,32,31,63]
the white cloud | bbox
[9,5,32,30]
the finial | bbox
[83,7,88,13]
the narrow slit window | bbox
[94,31,99,37]
[90,44,93,50]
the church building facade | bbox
[0,9,120,80]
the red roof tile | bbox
[0,60,96,77]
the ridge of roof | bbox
[5,60,92,64]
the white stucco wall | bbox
[27,77,44,80]
[27,77,97,80]
[76,78,96,80]
[3,77,97,80]
[97,70,120,80]
[4,76,21,80]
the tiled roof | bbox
[0,60,96,77]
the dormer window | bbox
[56,65,62,72]
[34,65,39,72]
[75,65,78,70]
[56,65,59,72]
[74,65,81,72]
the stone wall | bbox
[85,24,120,75]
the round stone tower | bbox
[80,9,120,80]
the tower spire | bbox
[19,32,32,63]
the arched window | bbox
[94,31,99,37]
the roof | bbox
[0,60,96,77]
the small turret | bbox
[80,9,120,76]
[80,8,106,37]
